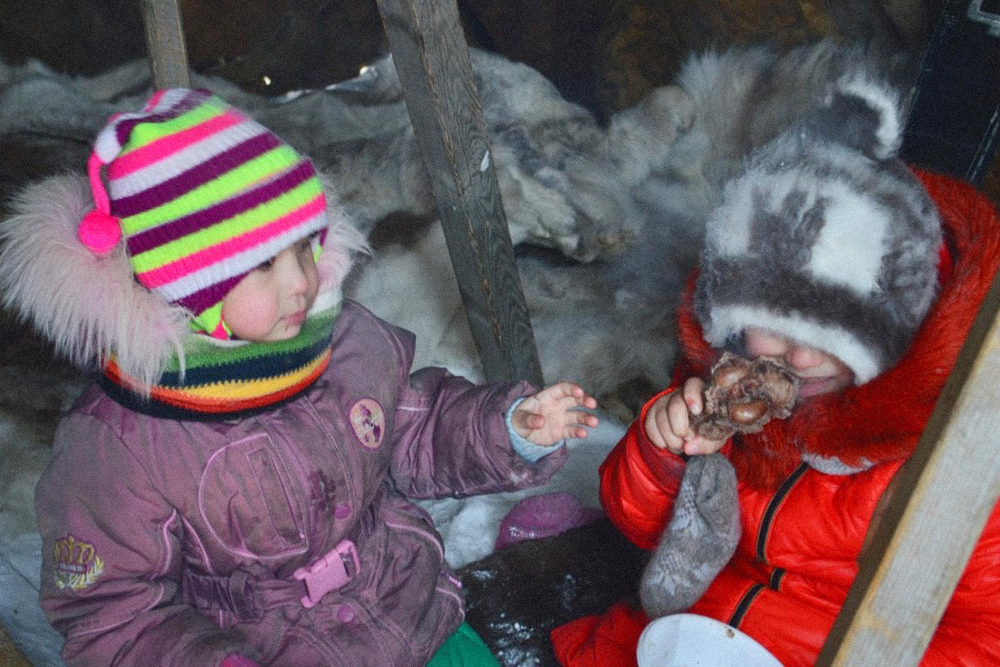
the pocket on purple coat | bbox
[199,434,309,558]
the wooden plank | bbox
[0,625,31,667]
[817,267,1000,666]
[141,0,191,89]
[374,0,543,385]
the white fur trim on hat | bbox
[705,305,882,384]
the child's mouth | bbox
[797,376,836,398]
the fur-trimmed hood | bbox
[0,171,367,392]
[675,169,1000,489]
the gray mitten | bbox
[638,452,741,618]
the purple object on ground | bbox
[495,492,604,550]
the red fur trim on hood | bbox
[676,170,1000,489]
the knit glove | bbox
[220,654,261,667]
[638,452,741,618]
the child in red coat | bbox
[552,67,1000,666]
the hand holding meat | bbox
[690,352,798,439]
[644,352,798,456]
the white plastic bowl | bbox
[636,613,783,667]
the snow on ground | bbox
[0,532,63,666]
[421,412,625,569]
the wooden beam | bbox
[374,0,543,385]
[141,0,191,89]
[817,267,1000,666]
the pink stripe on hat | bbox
[144,89,170,111]
[109,112,245,180]
[136,195,326,289]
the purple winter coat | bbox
[35,301,567,667]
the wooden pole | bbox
[817,265,1000,666]
[374,0,543,385]
[141,0,191,89]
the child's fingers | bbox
[557,405,598,438]
[645,399,683,453]
[682,377,707,416]
[567,411,599,436]
[548,382,582,398]
[643,400,667,448]
[682,436,726,456]
[666,393,693,439]
[543,382,598,410]
[560,383,598,410]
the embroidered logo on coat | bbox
[53,535,104,590]
[349,398,385,449]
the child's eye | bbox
[295,232,320,256]
[300,232,320,251]
[256,256,276,271]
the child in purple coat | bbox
[0,89,598,667]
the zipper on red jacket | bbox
[755,462,809,563]
[729,583,765,627]
[728,462,809,627]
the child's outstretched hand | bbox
[512,382,599,447]
[644,377,727,457]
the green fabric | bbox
[100,303,340,420]
[165,303,341,376]
[426,623,500,667]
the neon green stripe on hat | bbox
[128,174,323,274]
[117,101,228,159]
[120,143,302,234]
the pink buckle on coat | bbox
[293,539,360,608]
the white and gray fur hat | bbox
[694,74,942,384]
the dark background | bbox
[7,0,996,197]
[0,0,938,118]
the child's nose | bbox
[288,260,310,294]
[277,252,310,294]
[785,345,824,370]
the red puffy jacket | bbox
[552,171,1000,667]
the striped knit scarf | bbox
[99,303,339,420]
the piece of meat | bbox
[691,351,799,440]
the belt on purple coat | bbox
[182,539,360,622]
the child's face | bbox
[221,237,320,342]
[744,327,855,398]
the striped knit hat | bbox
[694,76,943,384]
[78,88,329,339]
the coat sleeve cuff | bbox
[506,397,564,463]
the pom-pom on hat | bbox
[83,88,329,338]
[694,75,943,384]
